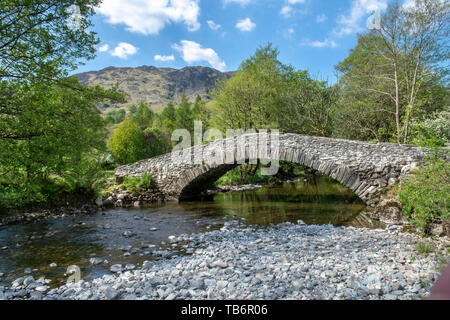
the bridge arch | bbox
[115,133,426,206]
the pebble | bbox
[213,260,228,268]
[89,258,103,265]
[2,222,447,300]
[110,264,122,273]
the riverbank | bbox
[0,203,98,227]
[3,220,448,300]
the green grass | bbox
[416,242,434,255]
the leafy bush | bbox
[107,120,149,165]
[121,174,154,193]
[107,119,167,166]
[399,157,449,233]
[141,173,154,189]
[409,106,450,147]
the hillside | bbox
[76,65,235,112]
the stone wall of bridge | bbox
[115,133,427,206]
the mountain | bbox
[76,65,235,112]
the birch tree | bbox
[335,0,449,143]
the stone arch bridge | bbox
[115,133,428,206]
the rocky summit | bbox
[3,221,447,300]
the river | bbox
[0,176,384,288]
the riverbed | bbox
[0,177,383,289]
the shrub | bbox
[107,120,148,165]
[121,174,154,193]
[399,157,449,234]
[141,173,153,189]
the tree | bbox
[0,1,124,209]
[279,70,336,137]
[0,77,123,207]
[105,109,126,124]
[160,101,176,130]
[0,0,100,82]
[211,43,284,132]
[334,0,449,143]
[134,102,154,130]
[175,92,194,133]
[107,120,148,165]
[128,104,137,114]
[143,128,169,157]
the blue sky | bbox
[73,0,405,83]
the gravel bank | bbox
[1,221,448,300]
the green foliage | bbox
[192,95,210,128]
[416,242,433,255]
[214,162,309,186]
[333,0,449,143]
[0,1,126,210]
[0,77,123,209]
[107,116,168,166]
[0,0,101,82]
[107,120,148,165]
[134,103,154,130]
[141,173,154,189]
[409,106,450,147]
[280,72,336,136]
[399,157,449,233]
[215,166,273,186]
[121,174,154,193]
[211,43,333,137]
[128,105,137,114]
[143,127,169,156]
[105,109,126,124]
[175,93,194,133]
[212,43,283,132]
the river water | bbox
[0,177,384,288]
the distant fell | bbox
[76,65,235,111]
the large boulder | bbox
[430,220,450,238]
[444,220,450,238]
[371,199,409,225]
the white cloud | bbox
[316,14,327,23]
[236,18,256,32]
[207,20,221,31]
[334,0,387,36]
[172,40,226,71]
[280,0,308,19]
[301,39,338,48]
[280,6,295,18]
[154,55,175,62]
[110,42,138,59]
[97,0,201,35]
[98,44,109,52]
